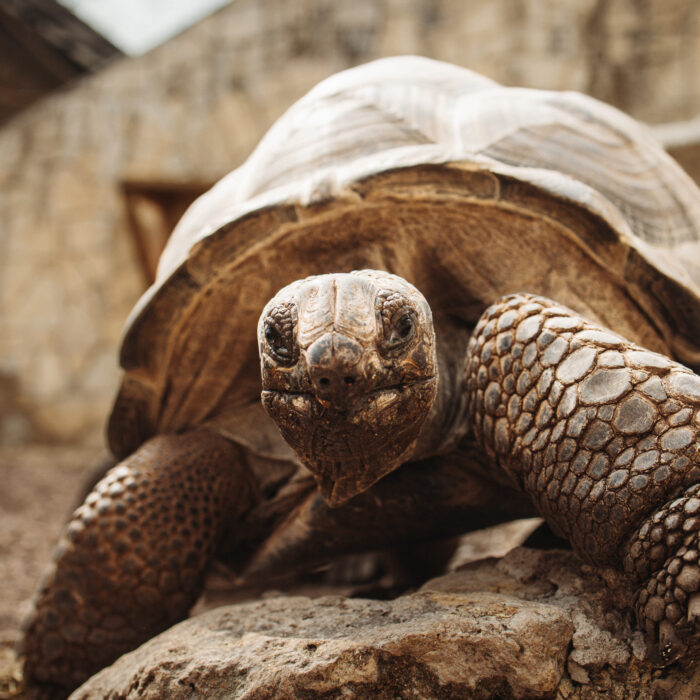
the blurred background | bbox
[1,0,700,449]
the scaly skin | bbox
[22,286,700,696]
[21,430,254,696]
[465,293,700,663]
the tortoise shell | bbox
[108,56,700,461]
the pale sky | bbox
[57,0,234,56]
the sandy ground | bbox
[0,447,104,643]
[0,444,539,698]
[0,445,105,698]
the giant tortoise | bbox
[22,56,700,696]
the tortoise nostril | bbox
[316,375,356,390]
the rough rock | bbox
[71,548,700,700]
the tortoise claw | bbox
[645,620,686,667]
[658,620,686,665]
[688,593,700,627]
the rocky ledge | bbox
[72,548,698,699]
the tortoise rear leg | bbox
[21,429,255,697]
[465,293,700,665]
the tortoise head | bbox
[258,270,438,506]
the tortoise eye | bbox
[396,314,414,339]
[376,291,417,354]
[264,302,297,364]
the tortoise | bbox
[22,56,700,696]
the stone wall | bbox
[1,0,699,446]
[654,116,700,185]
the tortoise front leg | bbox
[21,429,254,697]
[465,293,700,664]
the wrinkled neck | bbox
[410,319,471,460]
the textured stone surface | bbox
[71,548,699,700]
[657,117,700,189]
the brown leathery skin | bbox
[466,292,700,664]
[259,271,438,506]
[21,430,254,695]
[239,441,536,582]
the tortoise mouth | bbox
[262,376,436,414]
[261,374,438,504]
